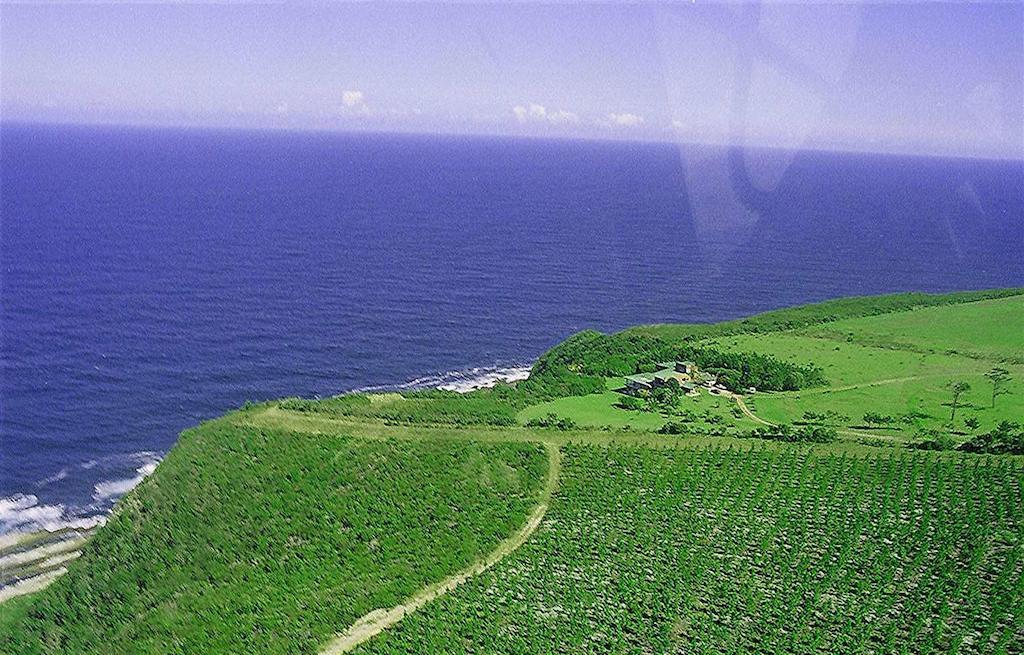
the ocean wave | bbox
[0,494,107,538]
[349,363,533,395]
[2,450,164,537]
[436,366,532,393]
[92,459,160,501]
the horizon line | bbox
[3,118,1022,164]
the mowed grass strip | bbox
[0,425,548,655]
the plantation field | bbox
[0,424,548,655]
[356,445,1024,655]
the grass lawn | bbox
[704,296,1024,438]
[802,295,1024,363]
[747,370,1024,434]
[517,379,753,431]
[704,333,987,387]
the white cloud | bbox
[275,102,290,115]
[513,102,579,126]
[608,112,645,127]
[671,119,685,130]
[547,109,580,124]
[342,90,365,108]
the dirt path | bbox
[729,393,773,426]
[319,442,561,655]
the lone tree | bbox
[948,381,971,423]
[984,367,1012,408]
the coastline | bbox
[0,362,535,601]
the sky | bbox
[1,2,1022,159]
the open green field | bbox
[701,294,1024,439]
[3,289,1023,654]
[805,296,1024,363]
[518,382,752,433]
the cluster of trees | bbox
[525,413,578,431]
[615,379,687,413]
[741,423,838,443]
[536,331,826,394]
[799,410,850,425]
[959,421,1024,455]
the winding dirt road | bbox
[319,442,561,655]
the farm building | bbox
[622,361,703,396]
[624,373,656,393]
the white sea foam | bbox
[436,366,532,393]
[350,363,533,395]
[0,494,107,537]
[92,459,159,501]
[3,450,162,538]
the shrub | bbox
[742,424,837,443]
[615,396,646,411]
[959,421,1024,455]
[863,412,895,426]
[909,429,956,451]
[526,413,578,431]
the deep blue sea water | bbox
[2,123,1022,533]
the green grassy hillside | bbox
[0,422,548,655]
[706,294,1024,439]
[3,288,1022,654]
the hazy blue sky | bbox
[2,2,1021,158]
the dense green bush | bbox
[742,423,838,443]
[959,421,1024,455]
[525,413,578,431]
[909,429,956,451]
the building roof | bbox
[625,373,654,384]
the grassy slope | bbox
[806,296,1024,363]
[0,421,548,655]
[355,445,1024,655]
[518,385,751,432]
[627,287,1024,342]
[706,295,1024,435]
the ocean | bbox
[2,122,1022,535]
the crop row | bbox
[360,446,1023,655]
